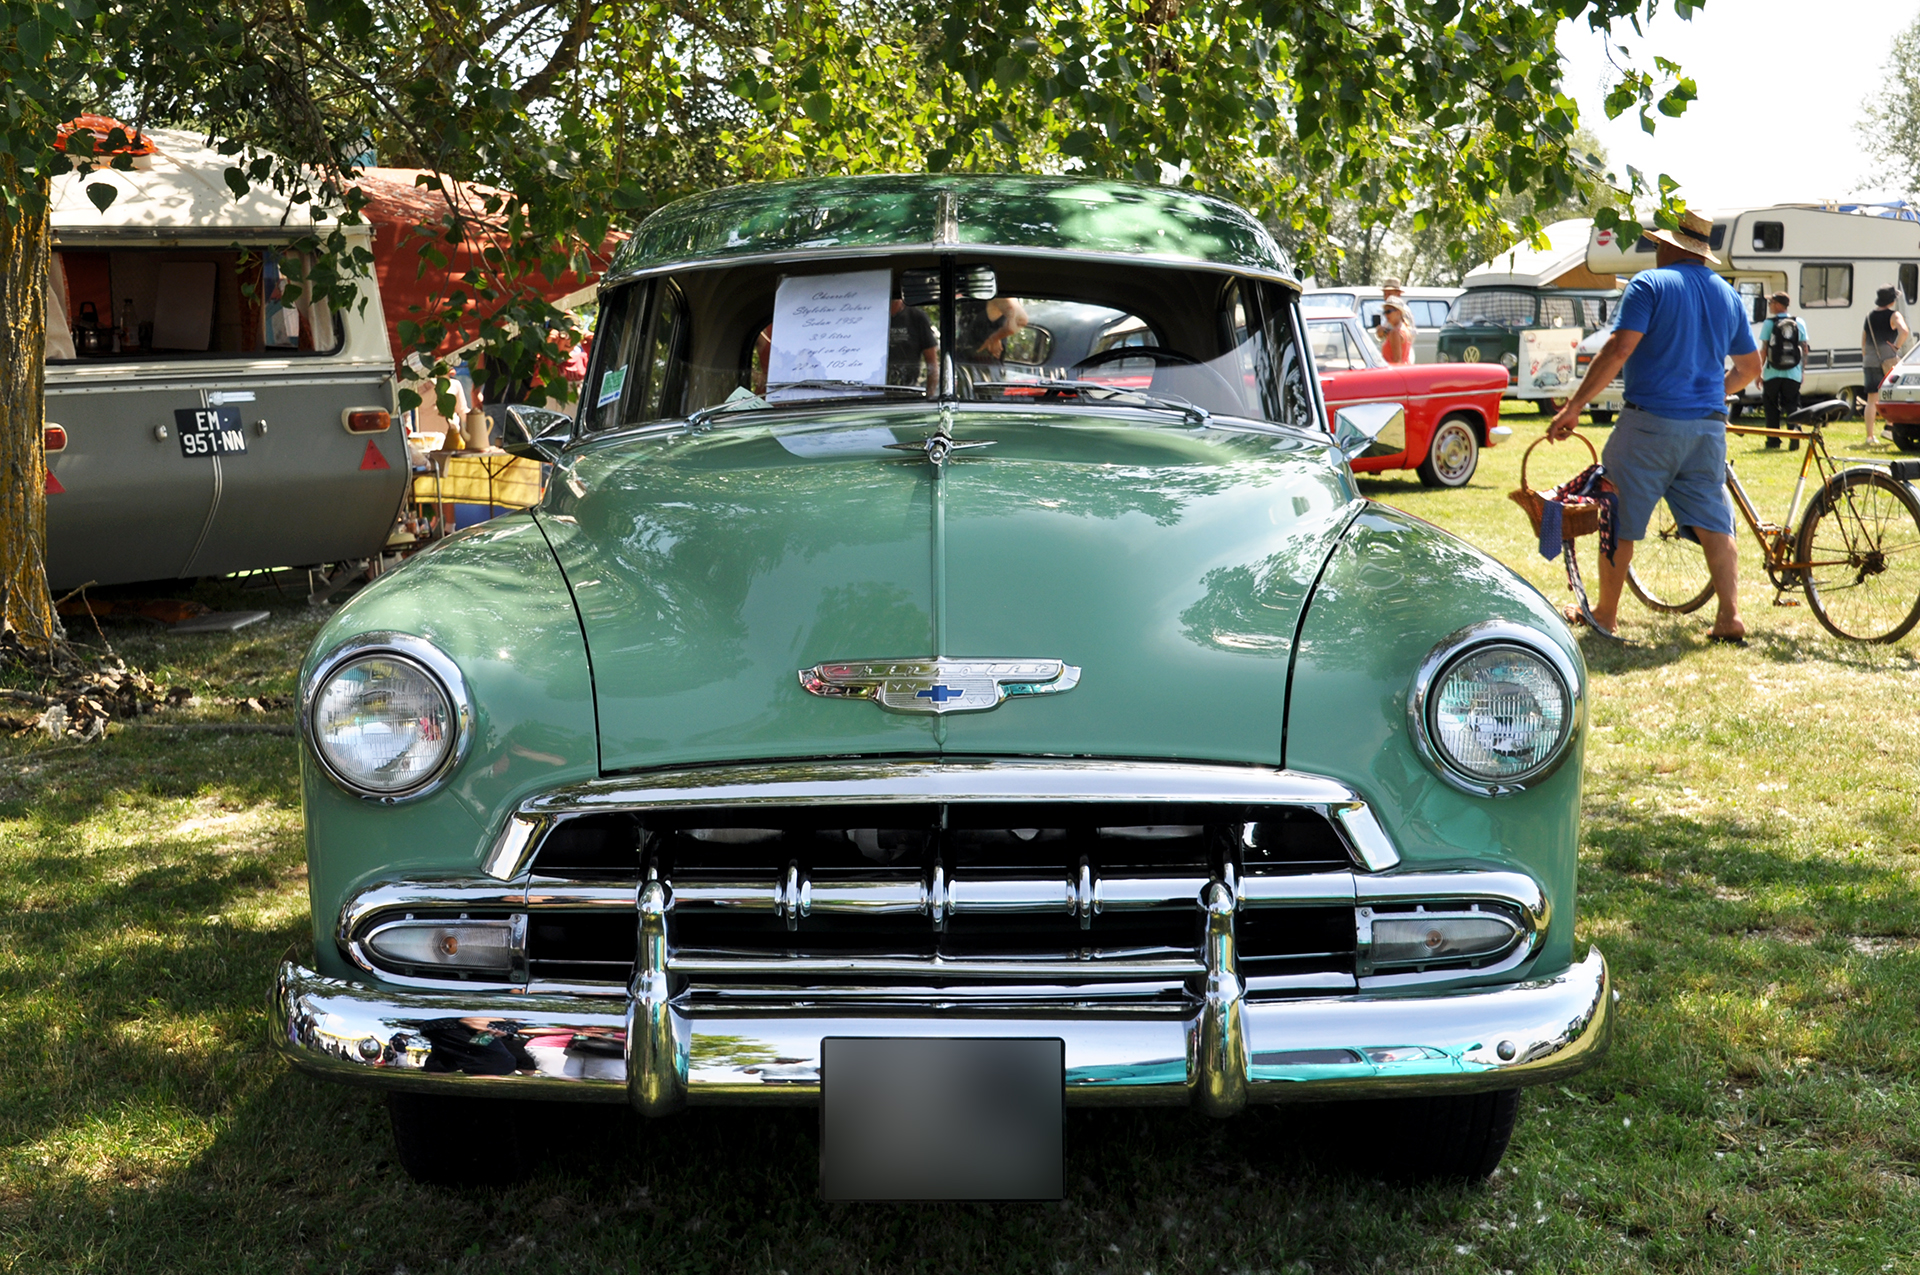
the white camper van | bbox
[41,127,404,592]
[1587,205,1920,412]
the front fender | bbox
[1284,504,1586,981]
[298,514,598,978]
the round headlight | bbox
[1427,644,1570,784]
[1499,352,1519,369]
[311,653,456,795]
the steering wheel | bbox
[1071,344,1243,411]
[1071,344,1200,372]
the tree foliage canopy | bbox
[1,0,1700,646]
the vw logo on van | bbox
[1462,345,1482,363]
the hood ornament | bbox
[884,425,992,467]
[799,658,1080,715]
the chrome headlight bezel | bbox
[1407,621,1582,797]
[301,631,473,803]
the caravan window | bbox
[1752,222,1784,252]
[44,246,344,362]
[1580,298,1610,327]
[1801,264,1852,309]
[1902,264,1918,306]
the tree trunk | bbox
[0,162,64,653]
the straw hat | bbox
[1642,210,1720,264]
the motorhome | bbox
[41,125,404,592]
[1436,218,1620,410]
[1586,204,1920,412]
[1300,285,1461,362]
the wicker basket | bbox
[1509,432,1603,540]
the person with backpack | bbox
[1757,292,1809,450]
[1862,285,1910,447]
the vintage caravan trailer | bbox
[41,126,404,592]
[1586,205,1920,413]
[1437,218,1620,409]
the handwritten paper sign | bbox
[766,269,890,399]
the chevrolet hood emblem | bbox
[799,658,1080,715]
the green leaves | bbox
[83,182,115,212]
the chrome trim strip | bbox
[1332,803,1402,871]
[667,955,1207,979]
[600,244,1304,295]
[1237,871,1356,907]
[482,814,548,881]
[338,880,525,946]
[1407,622,1584,798]
[269,948,1612,1105]
[522,758,1372,816]
[300,631,474,805]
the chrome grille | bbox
[511,802,1362,989]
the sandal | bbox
[1705,632,1748,646]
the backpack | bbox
[1768,315,1802,370]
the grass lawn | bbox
[2,405,1918,1273]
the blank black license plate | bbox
[820,1037,1063,1201]
[176,407,246,457]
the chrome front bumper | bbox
[270,946,1612,1111]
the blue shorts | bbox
[1601,407,1734,540]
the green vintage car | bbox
[272,175,1612,1193]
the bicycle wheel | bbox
[1796,469,1920,642]
[1627,500,1715,613]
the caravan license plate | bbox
[820,1037,1063,1201]
[175,407,247,457]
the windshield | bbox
[1300,292,1355,312]
[580,259,1318,431]
[1449,290,1537,329]
[1305,319,1378,372]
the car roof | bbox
[604,174,1299,289]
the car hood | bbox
[536,407,1358,774]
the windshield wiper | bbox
[972,378,1211,426]
[768,380,932,399]
[686,382,930,430]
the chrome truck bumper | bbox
[270,946,1612,1112]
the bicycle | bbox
[1626,399,1920,643]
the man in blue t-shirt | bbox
[1550,210,1762,642]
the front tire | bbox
[1416,417,1480,488]
[1627,501,1715,613]
[1589,409,1615,424]
[1797,469,1920,642]
[387,1092,535,1186]
[1313,1090,1521,1182]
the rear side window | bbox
[1801,264,1852,309]
[1752,221,1785,252]
[1414,300,1450,327]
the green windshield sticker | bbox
[596,365,627,408]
